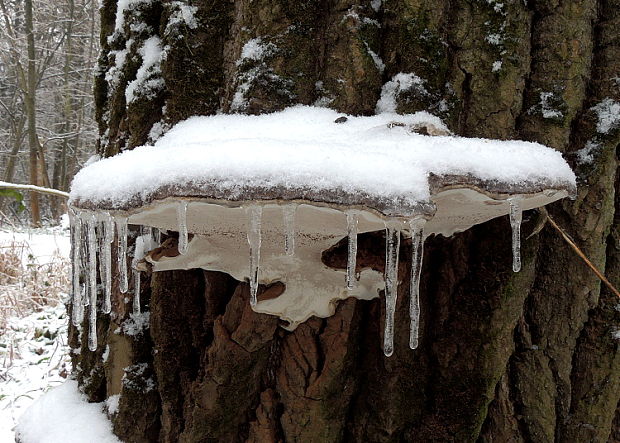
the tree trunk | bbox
[73,0,620,441]
[51,0,75,219]
[23,0,40,226]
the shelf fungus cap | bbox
[69,106,576,328]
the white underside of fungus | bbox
[68,106,576,356]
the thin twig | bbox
[541,208,620,299]
[0,209,18,229]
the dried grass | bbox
[0,239,70,331]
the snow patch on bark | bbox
[576,140,600,165]
[230,38,293,112]
[592,98,620,134]
[116,312,150,336]
[237,38,277,65]
[113,0,153,34]
[105,394,120,415]
[376,73,429,114]
[165,1,198,37]
[364,42,384,73]
[125,36,164,104]
[538,92,563,119]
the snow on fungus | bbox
[68,106,576,356]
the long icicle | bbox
[69,209,77,307]
[75,283,85,325]
[102,214,114,314]
[81,214,90,306]
[509,197,523,272]
[88,301,98,351]
[80,212,91,306]
[383,226,401,357]
[133,269,141,314]
[346,211,358,290]
[145,226,156,249]
[177,200,189,255]
[247,205,263,306]
[71,210,83,326]
[97,220,105,302]
[87,213,98,351]
[409,218,425,350]
[116,217,129,293]
[283,205,296,256]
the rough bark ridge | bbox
[72,0,620,441]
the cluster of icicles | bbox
[69,197,523,357]
[68,209,157,351]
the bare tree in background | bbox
[0,0,99,225]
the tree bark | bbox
[73,0,620,441]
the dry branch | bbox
[542,208,620,299]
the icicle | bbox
[71,210,83,326]
[154,227,161,245]
[116,217,129,293]
[383,226,401,357]
[70,211,81,298]
[86,213,98,351]
[133,269,141,314]
[82,214,91,306]
[177,200,189,255]
[283,205,296,256]
[509,197,522,272]
[408,219,425,350]
[101,214,114,314]
[98,220,105,300]
[87,213,98,301]
[78,215,89,307]
[69,210,76,307]
[141,225,152,242]
[88,292,98,351]
[247,205,263,306]
[148,227,158,249]
[73,283,85,326]
[346,211,358,290]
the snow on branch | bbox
[0,181,70,199]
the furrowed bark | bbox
[72,0,620,441]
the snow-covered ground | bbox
[0,305,71,442]
[0,225,119,442]
[0,224,71,330]
[0,226,71,441]
[15,381,120,443]
[0,222,70,268]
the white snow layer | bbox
[69,106,576,214]
[16,380,121,443]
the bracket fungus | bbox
[68,106,576,356]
